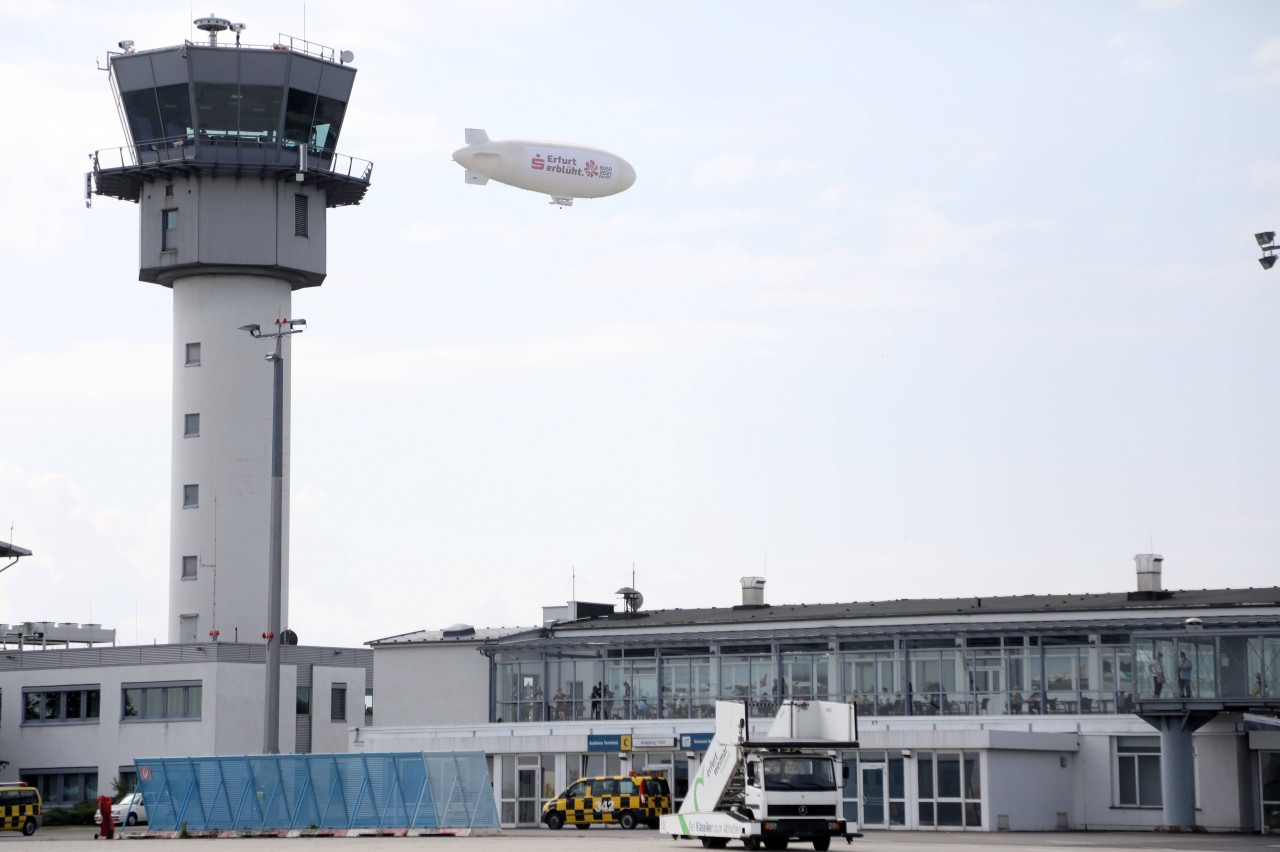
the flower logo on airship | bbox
[584,160,599,178]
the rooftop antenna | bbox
[194,15,232,45]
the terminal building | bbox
[357,559,1280,833]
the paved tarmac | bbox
[7,826,1280,850]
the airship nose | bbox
[616,158,637,191]
[451,146,472,167]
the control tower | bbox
[90,17,372,646]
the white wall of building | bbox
[0,653,368,802]
[372,643,488,727]
[988,750,1074,830]
[310,664,365,754]
[1195,725,1254,831]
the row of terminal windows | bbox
[23,683,347,723]
[23,687,100,723]
[22,684,201,723]
[122,682,202,720]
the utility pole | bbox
[239,317,306,754]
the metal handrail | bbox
[91,137,372,182]
[117,34,345,65]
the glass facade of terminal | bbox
[492,628,1280,723]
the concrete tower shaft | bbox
[91,26,371,646]
[169,274,294,644]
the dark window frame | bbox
[121,681,203,722]
[21,687,102,725]
[330,684,347,721]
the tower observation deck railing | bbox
[90,137,372,208]
[118,33,344,63]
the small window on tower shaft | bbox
[183,484,199,508]
[185,342,201,366]
[184,413,200,437]
[182,555,197,579]
[162,208,178,251]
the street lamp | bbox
[238,317,306,754]
[1255,231,1277,270]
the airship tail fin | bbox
[464,128,490,144]
[464,170,490,186]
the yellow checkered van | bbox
[0,784,42,835]
[542,773,671,830]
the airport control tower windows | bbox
[120,83,192,146]
[284,89,347,155]
[194,84,282,145]
[162,209,178,251]
[185,342,201,366]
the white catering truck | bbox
[661,699,860,850]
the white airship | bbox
[452,129,636,206]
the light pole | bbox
[1255,231,1277,269]
[238,317,306,754]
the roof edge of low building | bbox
[542,586,1280,632]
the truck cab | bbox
[660,699,858,851]
[743,754,843,850]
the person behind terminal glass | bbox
[1254,672,1266,698]
[1149,652,1166,697]
[1177,651,1192,698]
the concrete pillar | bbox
[1140,711,1215,831]
[1157,721,1196,828]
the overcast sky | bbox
[2,0,1278,649]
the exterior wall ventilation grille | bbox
[294,194,308,237]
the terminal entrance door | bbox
[517,765,540,825]
[860,765,887,829]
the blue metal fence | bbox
[134,752,499,831]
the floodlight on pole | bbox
[1255,230,1278,270]
[240,317,306,755]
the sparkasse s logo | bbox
[530,155,546,170]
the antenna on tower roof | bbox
[194,15,232,45]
